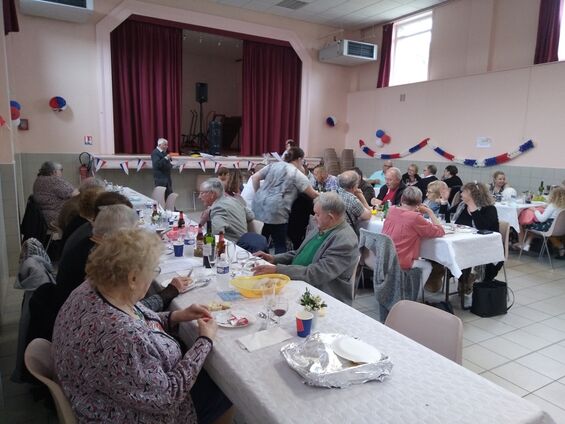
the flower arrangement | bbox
[299,288,327,312]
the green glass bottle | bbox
[203,220,215,268]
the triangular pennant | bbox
[233,161,240,169]
[95,158,106,173]
[198,160,206,172]
[136,159,146,172]
[271,152,283,162]
[214,162,222,173]
[247,161,254,171]
[120,161,129,175]
[179,162,185,174]
[0,115,6,127]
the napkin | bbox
[236,327,293,352]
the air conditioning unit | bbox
[318,40,378,66]
[19,0,94,23]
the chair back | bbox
[151,186,167,209]
[548,209,565,237]
[498,220,510,260]
[451,190,462,207]
[24,339,77,424]
[385,300,463,364]
[448,186,461,204]
[164,192,179,211]
[247,219,264,234]
[349,255,361,300]
[20,195,49,246]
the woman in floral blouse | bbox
[52,228,232,423]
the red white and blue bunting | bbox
[359,138,429,159]
[119,161,129,175]
[430,139,534,167]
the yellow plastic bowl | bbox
[230,274,290,298]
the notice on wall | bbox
[84,136,93,145]
[476,137,491,148]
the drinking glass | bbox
[438,213,446,224]
[206,254,217,270]
[270,296,289,325]
[260,281,276,327]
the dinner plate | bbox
[214,311,253,328]
[456,226,475,233]
[331,336,382,364]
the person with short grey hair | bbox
[198,178,254,242]
[151,137,173,200]
[310,165,338,192]
[92,205,139,238]
[372,167,406,207]
[400,185,423,206]
[336,170,371,232]
[253,192,359,303]
[33,161,78,225]
[58,177,106,235]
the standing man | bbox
[151,138,173,200]
[416,164,439,200]
[366,160,393,190]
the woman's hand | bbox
[197,318,217,340]
[417,204,432,216]
[371,198,382,207]
[169,277,192,293]
[254,251,274,263]
[171,304,212,325]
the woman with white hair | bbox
[33,161,78,225]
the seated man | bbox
[416,164,439,200]
[371,167,406,207]
[352,167,375,205]
[366,160,393,190]
[309,165,338,192]
[199,178,254,242]
[336,170,372,232]
[253,192,358,303]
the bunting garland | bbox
[359,138,429,159]
[94,158,106,173]
[233,161,240,169]
[179,162,186,174]
[247,161,255,171]
[214,162,222,173]
[430,139,534,167]
[198,160,206,172]
[119,161,129,175]
[136,159,146,172]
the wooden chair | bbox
[385,300,463,364]
[24,338,77,424]
[164,192,179,211]
[519,209,565,269]
[151,186,166,209]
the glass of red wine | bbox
[270,296,289,326]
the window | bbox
[389,11,433,86]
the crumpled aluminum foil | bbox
[280,333,393,388]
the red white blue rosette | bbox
[326,116,337,127]
[10,100,21,127]
[49,96,67,112]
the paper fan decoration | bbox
[49,96,67,112]
[10,100,21,127]
[326,116,337,127]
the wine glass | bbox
[206,254,217,270]
[270,296,289,325]
[236,250,250,267]
[260,281,276,327]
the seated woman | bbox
[382,186,445,293]
[489,171,515,201]
[521,186,565,256]
[424,180,449,215]
[441,182,501,293]
[53,228,232,423]
[401,164,421,187]
[33,161,78,225]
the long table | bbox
[360,216,505,279]
[495,201,546,233]
[170,279,555,424]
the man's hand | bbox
[253,264,277,275]
[253,251,274,263]
[371,198,383,207]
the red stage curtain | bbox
[534,0,564,64]
[111,20,182,154]
[241,41,301,156]
[3,0,19,35]
[377,23,393,88]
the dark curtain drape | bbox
[534,0,564,64]
[241,41,301,156]
[377,23,393,88]
[111,20,182,154]
[3,0,19,35]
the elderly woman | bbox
[53,228,232,423]
[401,164,421,187]
[33,161,78,225]
[441,182,501,293]
[60,184,105,248]
[252,146,318,253]
[424,180,449,215]
[382,186,445,291]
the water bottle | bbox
[216,254,230,292]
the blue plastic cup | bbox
[296,311,314,337]
[173,243,184,257]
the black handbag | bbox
[470,280,514,317]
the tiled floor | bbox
[2,249,565,423]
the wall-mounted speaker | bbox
[196,82,208,103]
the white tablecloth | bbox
[171,280,554,424]
[360,217,504,278]
[495,201,546,233]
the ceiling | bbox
[208,0,448,30]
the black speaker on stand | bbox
[194,82,208,151]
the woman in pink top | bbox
[383,186,445,290]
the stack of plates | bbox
[340,149,354,171]
[323,148,340,176]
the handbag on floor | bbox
[470,280,514,317]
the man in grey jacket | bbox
[199,178,254,242]
[253,192,359,303]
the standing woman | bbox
[252,147,318,253]
[33,161,78,225]
[401,164,421,187]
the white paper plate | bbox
[456,226,475,233]
[331,336,382,364]
[214,311,253,328]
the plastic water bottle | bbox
[216,254,230,292]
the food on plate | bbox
[207,301,232,312]
[251,277,285,289]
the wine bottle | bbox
[177,211,185,228]
[383,200,390,219]
[194,225,204,257]
[539,181,544,196]
[203,220,215,268]
[151,204,159,225]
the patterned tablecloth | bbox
[171,280,555,424]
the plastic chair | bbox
[164,192,179,211]
[151,186,166,209]
[385,300,463,364]
[519,209,565,269]
[24,339,77,424]
[247,219,264,234]
[451,190,462,207]
[498,220,510,281]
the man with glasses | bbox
[366,160,393,190]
